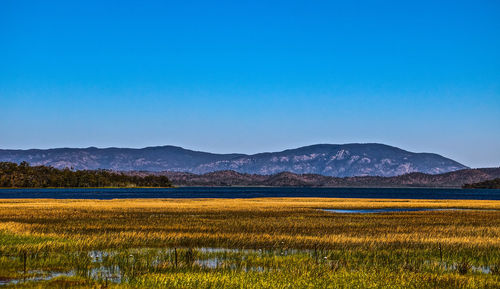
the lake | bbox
[0,187,499,200]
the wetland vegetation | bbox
[0,198,499,288]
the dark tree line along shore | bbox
[463,178,500,189]
[0,162,172,188]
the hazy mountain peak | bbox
[0,143,468,177]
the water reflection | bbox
[0,247,495,285]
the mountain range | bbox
[0,143,467,177]
[147,168,500,187]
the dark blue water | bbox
[0,187,499,200]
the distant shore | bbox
[133,168,500,188]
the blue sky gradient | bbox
[1,0,499,167]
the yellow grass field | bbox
[0,198,499,288]
[1,198,499,250]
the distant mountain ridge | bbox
[0,143,468,177]
[146,168,500,187]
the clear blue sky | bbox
[1,0,499,168]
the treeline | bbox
[0,162,172,188]
[462,178,500,189]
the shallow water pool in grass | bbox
[322,208,496,214]
[1,247,498,287]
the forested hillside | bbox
[0,162,172,188]
[151,167,500,187]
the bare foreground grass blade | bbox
[0,198,499,288]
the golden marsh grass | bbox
[0,198,499,288]
[1,198,499,251]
